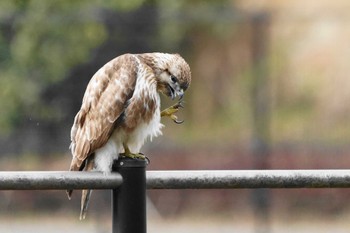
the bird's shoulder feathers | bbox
[69,54,138,170]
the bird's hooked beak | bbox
[168,85,184,100]
[178,89,184,100]
[172,90,184,101]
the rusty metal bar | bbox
[146,170,350,189]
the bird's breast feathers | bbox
[92,62,164,173]
[116,71,164,152]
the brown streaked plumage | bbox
[67,53,191,219]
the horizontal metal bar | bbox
[0,171,122,190]
[146,170,350,189]
[1,170,350,190]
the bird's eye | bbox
[170,75,178,83]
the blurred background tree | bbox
[0,0,160,154]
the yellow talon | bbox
[161,101,184,124]
[120,143,146,160]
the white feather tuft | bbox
[94,139,119,174]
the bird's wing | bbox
[69,54,137,171]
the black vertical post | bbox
[112,157,147,233]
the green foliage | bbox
[0,0,146,133]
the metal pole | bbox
[112,157,147,233]
[146,170,350,189]
[0,171,122,190]
[1,169,350,190]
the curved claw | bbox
[161,101,185,124]
[173,118,184,124]
[170,113,184,124]
[173,101,184,109]
[145,156,150,165]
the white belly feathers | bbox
[94,94,163,174]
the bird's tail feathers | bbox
[66,190,73,200]
[80,189,92,220]
[66,158,81,200]
[79,155,95,220]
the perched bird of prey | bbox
[67,53,191,220]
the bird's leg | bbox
[161,101,184,124]
[120,143,146,160]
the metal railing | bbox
[1,158,350,233]
[3,169,350,190]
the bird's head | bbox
[139,53,191,100]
